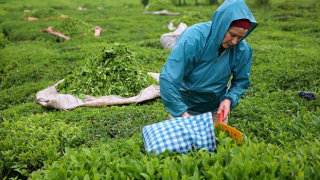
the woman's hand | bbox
[217,99,231,120]
[180,111,191,117]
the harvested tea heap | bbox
[24,8,60,19]
[57,44,157,98]
[52,17,92,37]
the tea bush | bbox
[254,0,270,6]
[0,100,167,177]
[29,134,320,179]
[51,17,93,37]
[173,11,210,26]
[1,21,46,41]
[0,29,6,48]
[147,0,177,12]
[0,41,88,110]
[141,0,149,6]
[0,113,88,177]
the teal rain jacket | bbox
[159,0,257,118]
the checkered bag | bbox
[142,112,216,155]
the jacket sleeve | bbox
[220,44,252,110]
[159,28,203,118]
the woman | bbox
[159,0,257,123]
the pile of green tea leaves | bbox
[57,44,157,98]
[24,8,60,19]
[173,11,209,26]
[52,17,93,37]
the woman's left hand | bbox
[217,99,231,120]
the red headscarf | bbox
[231,19,251,29]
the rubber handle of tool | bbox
[218,110,224,123]
[215,110,224,127]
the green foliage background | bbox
[1,0,320,179]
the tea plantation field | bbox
[1,0,320,179]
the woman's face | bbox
[221,26,248,49]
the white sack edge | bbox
[34,73,160,110]
[160,22,187,50]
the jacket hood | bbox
[211,0,257,48]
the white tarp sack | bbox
[160,23,187,50]
[168,21,176,31]
[142,9,180,16]
[34,73,161,110]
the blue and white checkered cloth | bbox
[142,112,216,155]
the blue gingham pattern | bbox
[142,112,216,155]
